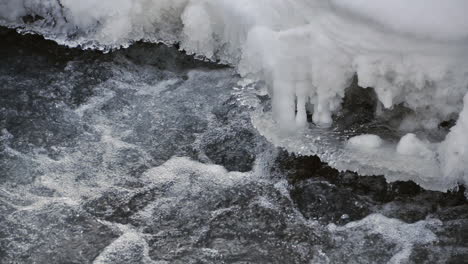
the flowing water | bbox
[0,28,467,264]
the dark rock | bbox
[0,202,119,264]
[204,128,256,172]
[334,76,378,130]
[82,186,168,224]
[22,14,45,24]
[290,180,372,224]
[275,150,467,225]
[143,182,323,263]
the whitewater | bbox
[1,0,467,191]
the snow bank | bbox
[1,0,467,190]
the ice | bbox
[1,0,468,189]
[0,0,188,48]
[438,94,468,187]
[331,0,468,41]
[347,134,383,150]
[252,110,448,191]
[396,133,434,159]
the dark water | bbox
[0,27,467,264]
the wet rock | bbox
[334,76,378,131]
[142,182,323,263]
[290,180,373,224]
[0,202,119,264]
[197,203,320,264]
[212,96,243,124]
[276,150,467,225]
[0,200,16,259]
[121,42,227,72]
[409,218,468,263]
[21,14,45,24]
[83,186,167,225]
[335,172,391,202]
[273,151,327,183]
[433,204,468,221]
[324,233,398,264]
[204,128,256,172]
[93,231,150,264]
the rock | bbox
[0,202,119,264]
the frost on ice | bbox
[1,0,467,190]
